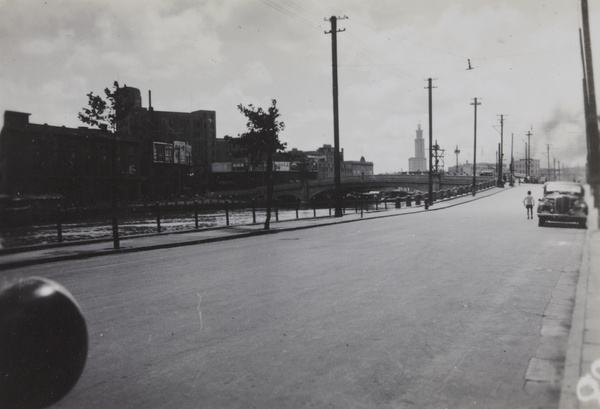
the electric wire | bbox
[260,0,324,32]
[257,0,586,166]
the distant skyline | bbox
[1,0,598,173]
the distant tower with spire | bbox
[408,124,427,172]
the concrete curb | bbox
[558,186,598,409]
[558,230,590,409]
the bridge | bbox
[232,174,496,203]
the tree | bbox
[78,81,125,249]
[227,99,286,230]
[78,81,124,132]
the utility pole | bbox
[546,144,551,181]
[510,133,514,186]
[526,129,532,181]
[581,0,600,207]
[454,145,460,174]
[432,141,444,173]
[325,15,347,217]
[497,114,506,186]
[580,28,594,183]
[471,98,481,196]
[554,158,557,181]
[523,141,527,180]
[497,143,500,177]
[426,78,437,206]
[579,29,591,181]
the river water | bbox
[0,206,362,248]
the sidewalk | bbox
[560,192,600,409]
[0,187,502,271]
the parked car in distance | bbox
[537,181,587,228]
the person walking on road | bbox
[523,191,535,219]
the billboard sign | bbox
[153,142,173,163]
[211,162,232,173]
[173,141,192,165]
[273,161,290,172]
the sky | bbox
[0,0,598,174]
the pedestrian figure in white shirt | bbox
[523,191,535,219]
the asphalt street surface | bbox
[4,185,586,409]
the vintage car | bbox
[537,181,587,227]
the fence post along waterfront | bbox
[225,201,230,226]
[0,183,498,248]
[361,196,364,218]
[56,205,63,243]
[155,202,161,233]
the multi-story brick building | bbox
[115,87,217,198]
[210,143,374,190]
[0,110,141,204]
[305,144,373,179]
[513,158,540,178]
[0,85,217,204]
[0,86,376,204]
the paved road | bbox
[6,185,586,408]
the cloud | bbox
[0,0,597,173]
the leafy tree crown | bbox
[226,99,286,164]
[78,81,131,133]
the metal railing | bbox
[0,181,496,249]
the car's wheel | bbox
[538,217,545,227]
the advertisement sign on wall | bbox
[273,161,290,172]
[153,142,173,163]
[173,141,192,165]
[153,141,192,164]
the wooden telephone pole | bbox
[325,15,347,217]
[526,130,532,180]
[471,98,481,196]
[497,114,506,186]
[581,0,600,209]
[510,133,514,186]
[426,78,437,206]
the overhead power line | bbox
[260,0,323,31]
[280,0,322,20]
[258,1,417,79]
